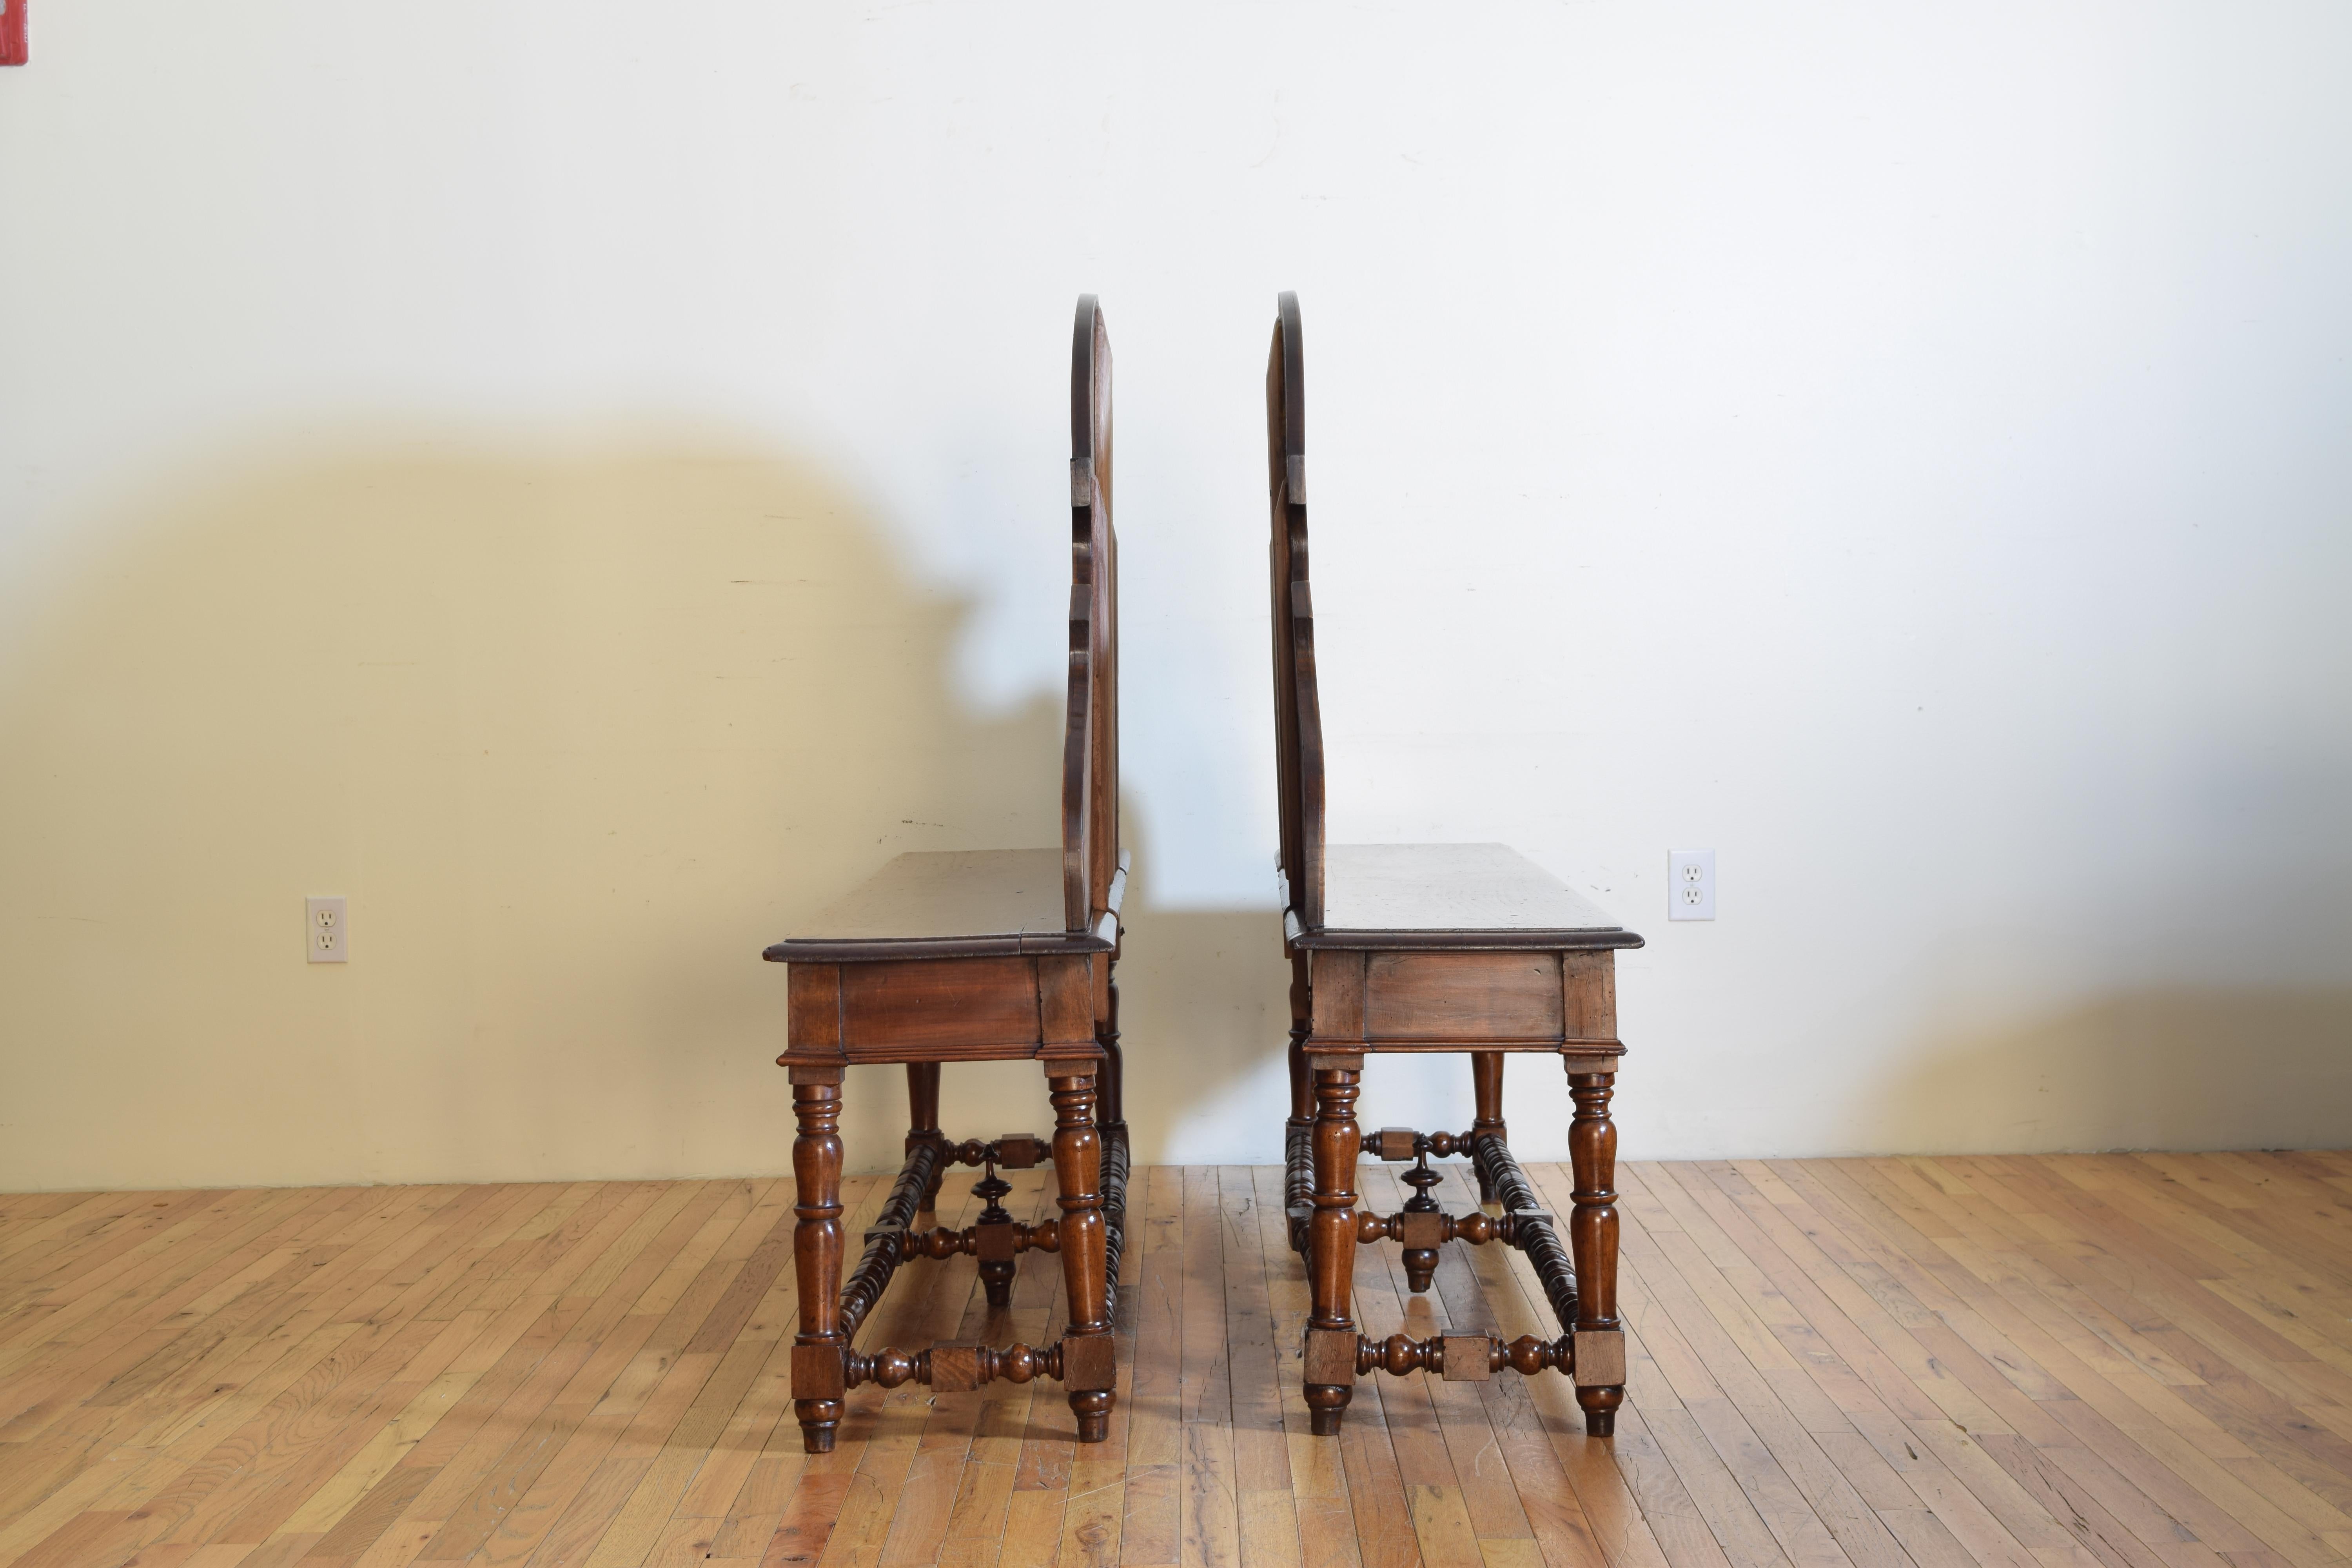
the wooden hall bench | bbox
[1266,292,1645,1439]
[764,297,1127,1452]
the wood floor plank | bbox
[1178,1165,1240,1568]
[1826,1156,2352,1539]
[874,1171,1018,1566]
[1365,1166,1534,1547]
[1429,1166,1614,1568]
[1221,1165,1299,1568]
[2,1155,2346,1568]
[325,1183,743,1567]
[126,1252,565,1553]
[376,1180,757,1566]
[1123,1164,1185,1566]
[1645,1163,1985,1568]
[0,1186,345,1417]
[238,1188,674,1550]
[1640,1160,2048,1568]
[1246,1162,1373,1568]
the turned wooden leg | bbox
[1100,973,1125,1128]
[1285,959,1313,1132]
[906,1062,946,1220]
[974,1163,1018,1309]
[1047,1063,1115,1443]
[1470,1051,1506,1203]
[1304,1055,1363,1436]
[790,1065,847,1454]
[1566,1063,1624,1437]
[1281,965,1316,1257]
[1098,971,1130,1285]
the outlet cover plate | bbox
[307,896,347,962]
[1668,850,1715,921]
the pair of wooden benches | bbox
[766,295,1640,1456]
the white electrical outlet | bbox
[1668,851,1715,921]
[307,896,347,962]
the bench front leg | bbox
[790,1064,848,1453]
[1565,1057,1624,1437]
[1303,1052,1363,1436]
[1470,1051,1506,1203]
[1046,1061,1116,1443]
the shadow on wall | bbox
[0,435,1279,1190]
[1872,987,2352,1154]
[1110,903,1290,1164]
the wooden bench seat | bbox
[769,849,1129,1066]
[769,848,1126,961]
[1289,842,1637,949]
[1266,292,1641,1440]
[764,298,1126,1453]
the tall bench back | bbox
[1063,296,1121,935]
[1267,291,1327,929]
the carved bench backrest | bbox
[1267,292,1327,929]
[1062,296,1121,934]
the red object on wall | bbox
[1,0,25,66]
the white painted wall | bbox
[3,2,2347,1189]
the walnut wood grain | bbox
[906,1062,946,1216]
[770,297,1125,1452]
[838,957,1040,1053]
[1047,1065,1115,1441]
[1472,1049,1506,1201]
[1292,843,1642,951]
[1065,294,1118,936]
[1304,946,1622,1051]
[774,914,1119,1065]
[1362,952,1564,1041]
[1472,1131,1580,1330]
[1268,291,1326,931]
[790,1069,847,1452]
[787,962,841,1051]
[1566,1063,1623,1435]
[835,1138,946,1342]
[1037,952,1096,1052]
[765,849,1122,963]
[1303,1061,1362,1435]
[1263,294,1635,1442]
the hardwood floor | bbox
[1,1151,2348,1568]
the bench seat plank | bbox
[766,849,1123,963]
[1288,842,1641,951]
[757,851,1115,964]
